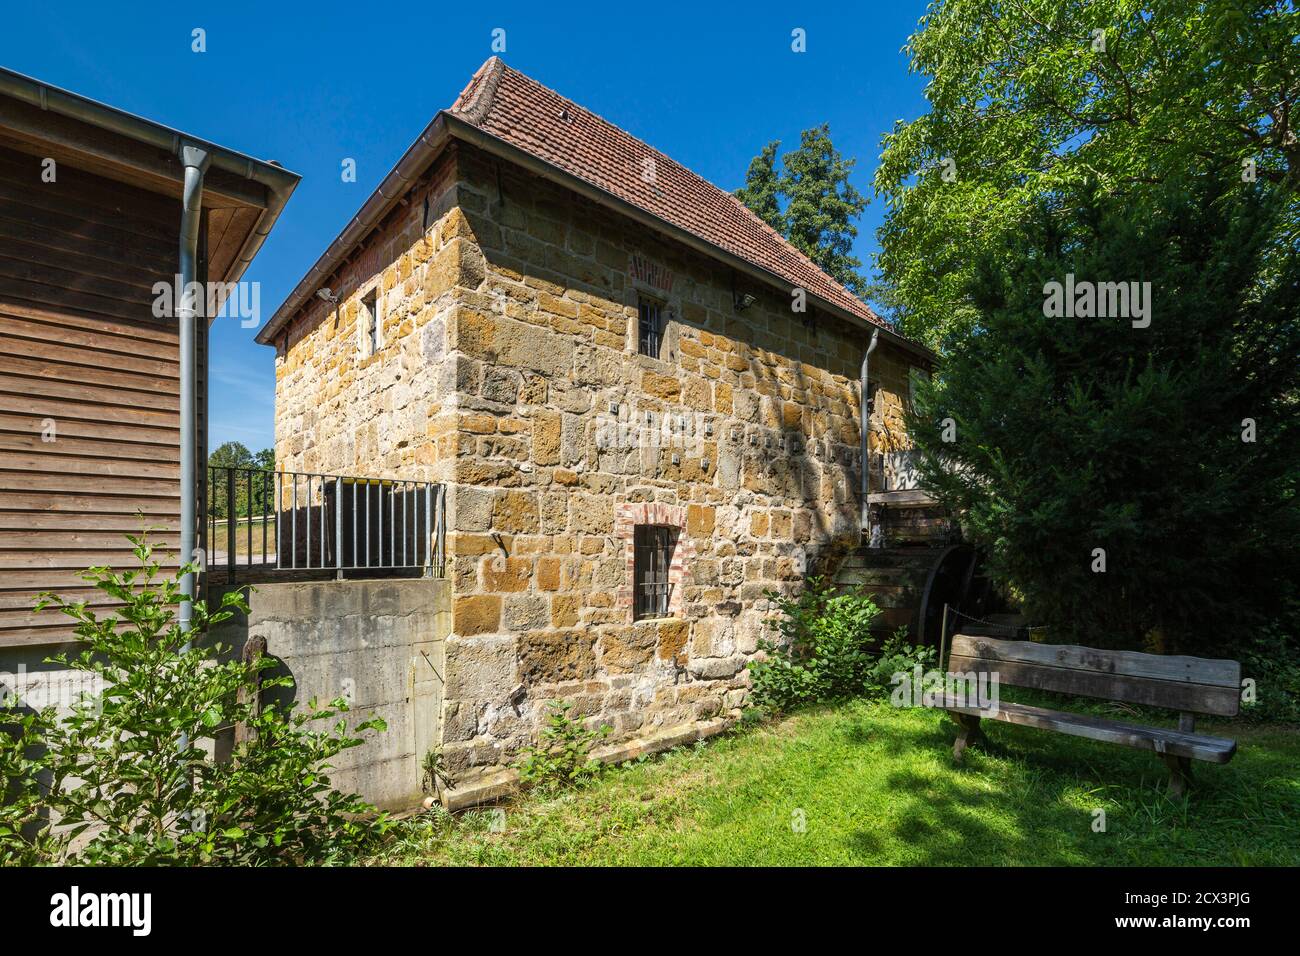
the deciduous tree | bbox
[874,0,1299,347]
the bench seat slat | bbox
[948,635,1242,716]
[950,635,1239,687]
[941,697,1237,764]
[948,653,1241,716]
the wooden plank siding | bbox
[0,144,187,645]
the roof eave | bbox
[0,68,301,290]
[256,113,453,345]
[258,109,933,362]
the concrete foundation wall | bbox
[2,579,450,815]
[0,640,99,716]
[211,578,451,810]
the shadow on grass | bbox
[831,708,1074,864]
[373,699,1300,866]
[836,702,1300,866]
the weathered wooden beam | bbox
[950,634,1240,688]
[942,697,1237,763]
[948,652,1241,716]
[234,634,268,747]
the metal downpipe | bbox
[860,329,880,547]
[178,142,210,640]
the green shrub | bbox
[748,577,934,711]
[515,700,611,789]
[0,709,57,866]
[869,627,937,697]
[905,180,1299,657]
[0,536,388,866]
[421,748,454,797]
[1240,624,1300,724]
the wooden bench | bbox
[941,634,1241,796]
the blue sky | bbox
[3,1,930,453]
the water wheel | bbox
[915,544,994,649]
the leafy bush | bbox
[0,709,57,866]
[515,700,611,789]
[1239,623,1300,724]
[0,536,388,866]
[748,577,933,711]
[869,627,937,697]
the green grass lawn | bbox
[210,517,274,560]
[372,699,1300,866]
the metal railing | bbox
[206,466,445,583]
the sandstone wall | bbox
[272,148,466,486]
[434,146,924,777]
[273,142,928,783]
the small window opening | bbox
[361,289,380,356]
[634,524,677,620]
[638,296,663,358]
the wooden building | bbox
[0,68,298,645]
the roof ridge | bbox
[449,56,506,124]
[466,61,879,322]
[261,60,918,348]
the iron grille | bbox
[634,524,677,620]
[638,297,662,358]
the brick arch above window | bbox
[615,502,694,619]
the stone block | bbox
[571,495,614,534]
[600,623,657,673]
[493,489,540,533]
[687,656,744,680]
[445,634,515,698]
[642,369,680,400]
[536,555,563,591]
[454,594,501,636]
[482,556,532,592]
[690,618,735,658]
[451,308,497,359]
[494,318,572,377]
[518,630,597,684]
[481,366,521,404]
[657,618,689,665]
[504,593,550,631]
[453,485,494,532]
[551,593,581,628]
[540,490,569,533]
[686,504,716,537]
[532,410,561,465]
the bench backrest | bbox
[948,634,1241,717]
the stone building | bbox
[256,58,933,794]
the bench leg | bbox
[1161,754,1193,798]
[949,713,983,763]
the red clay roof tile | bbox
[449,57,887,329]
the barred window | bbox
[633,524,677,620]
[637,296,663,358]
[361,289,381,356]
